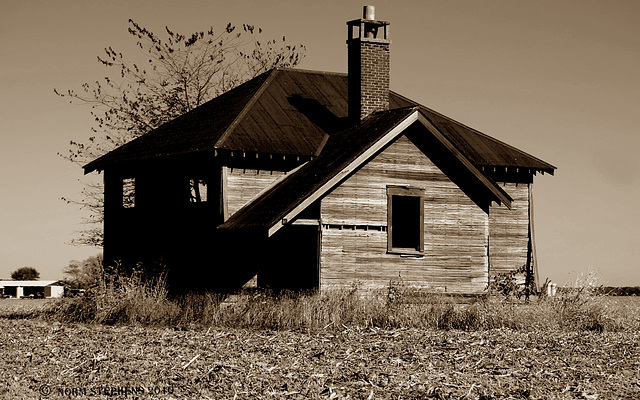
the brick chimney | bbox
[347,5,390,122]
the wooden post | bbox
[529,184,540,292]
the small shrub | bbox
[488,265,534,301]
[47,266,181,325]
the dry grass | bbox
[31,271,640,333]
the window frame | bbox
[386,186,425,255]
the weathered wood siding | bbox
[224,167,287,218]
[320,135,489,294]
[488,182,530,282]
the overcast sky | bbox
[1,0,638,286]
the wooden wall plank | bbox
[489,182,530,282]
[320,135,489,294]
[225,167,287,217]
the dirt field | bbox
[0,298,56,313]
[1,318,639,399]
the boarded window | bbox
[189,179,208,203]
[387,186,424,254]
[122,178,135,208]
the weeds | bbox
[34,268,640,332]
[46,267,181,325]
[488,264,535,301]
[540,269,626,332]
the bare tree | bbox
[63,254,103,289]
[57,20,305,246]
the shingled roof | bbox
[84,68,556,175]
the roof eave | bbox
[83,158,104,174]
[480,164,557,177]
[82,69,280,175]
[417,113,513,209]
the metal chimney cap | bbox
[363,5,375,20]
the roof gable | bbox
[219,107,512,236]
[219,107,418,235]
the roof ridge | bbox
[370,104,420,116]
[274,66,347,77]
[214,68,281,149]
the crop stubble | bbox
[1,319,639,399]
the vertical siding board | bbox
[320,135,489,294]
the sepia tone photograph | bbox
[1,1,638,398]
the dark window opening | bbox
[122,178,135,208]
[391,195,421,249]
[387,186,424,253]
[189,179,207,203]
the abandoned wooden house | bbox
[84,7,555,294]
